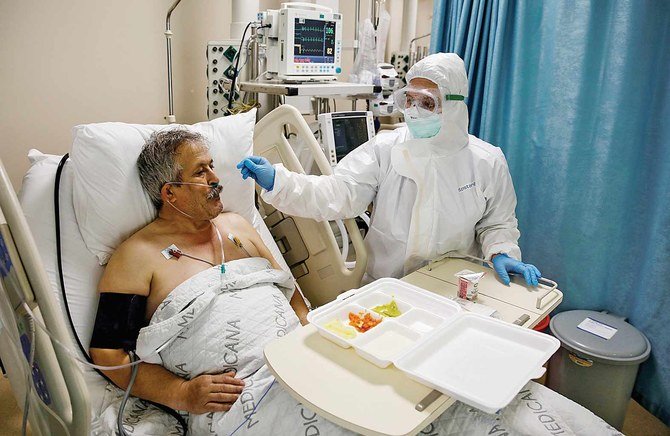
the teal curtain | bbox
[432,0,670,425]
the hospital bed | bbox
[0,156,91,434]
[0,106,366,435]
[0,105,613,435]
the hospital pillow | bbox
[70,109,257,265]
[18,150,109,408]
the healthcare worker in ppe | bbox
[238,53,541,286]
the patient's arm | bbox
[228,214,310,324]
[90,348,243,414]
[289,287,310,325]
[90,237,244,413]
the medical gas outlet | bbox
[206,41,241,119]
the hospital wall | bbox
[0,0,432,192]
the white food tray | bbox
[307,278,561,414]
[307,278,462,368]
[395,312,560,413]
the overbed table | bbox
[264,258,563,436]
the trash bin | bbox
[533,315,551,333]
[547,310,651,430]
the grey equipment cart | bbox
[547,310,651,430]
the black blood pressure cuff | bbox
[89,293,148,351]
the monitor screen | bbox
[331,116,370,161]
[293,18,336,64]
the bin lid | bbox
[550,310,651,364]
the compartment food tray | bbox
[306,278,561,414]
[307,278,462,368]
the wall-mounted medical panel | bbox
[206,40,241,119]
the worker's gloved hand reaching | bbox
[492,253,541,286]
[237,156,276,191]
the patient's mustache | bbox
[207,184,223,199]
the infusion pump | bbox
[260,3,343,82]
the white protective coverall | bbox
[261,53,522,281]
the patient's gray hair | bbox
[137,129,208,210]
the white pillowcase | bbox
[18,150,109,410]
[70,110,257,265]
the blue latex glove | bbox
[492,253,541,286]
[236,156,276,191]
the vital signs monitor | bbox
[262,3,343,81]
[318,111,375,166]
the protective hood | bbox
[405,53,470,155]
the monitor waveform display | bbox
[293,18,336,64]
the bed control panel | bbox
[19,326,52,405]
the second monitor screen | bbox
[332,117,370,162]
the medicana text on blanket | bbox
[94,258,619,435]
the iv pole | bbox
[164,0,184,124]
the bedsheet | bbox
[96,258,621,435]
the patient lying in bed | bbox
[89,129,309,417]
[90,129,620,435]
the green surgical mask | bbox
[405,114,442,138]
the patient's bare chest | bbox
[146,239,251,317]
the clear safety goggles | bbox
[393,87,465,114]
